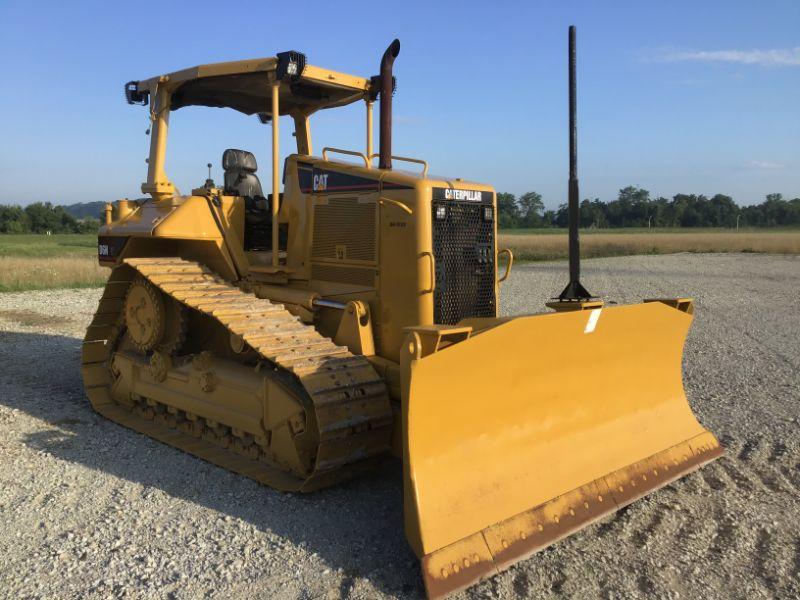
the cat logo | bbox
[444,188,483,201]
[313,173,329,191]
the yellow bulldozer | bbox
[83,28,723,598]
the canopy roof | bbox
[136,56,374,116]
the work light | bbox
[276,51,307,82]
[124,81,149,106]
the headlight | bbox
[435,205,447,220]
[483,206,493,221]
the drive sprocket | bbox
[124,278,166,352]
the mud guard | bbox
[400,301,723,598]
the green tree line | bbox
[2,190,799,234]
[0,202,100,234]
[498,187,800,229]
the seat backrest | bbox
[222,149,263,197]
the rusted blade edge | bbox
[422,431,724,599]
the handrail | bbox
[379,196,413,214]
[322,147,371,168]
[420,251,436,294]
[370,153,428,178]
[498,248,514,283]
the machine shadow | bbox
[0,329,422,598]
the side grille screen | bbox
[432,201,496,325]
[312,198,376,262]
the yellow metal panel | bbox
[138,59,369,98]
[401,301,720,561]
[418,433,722,598]
[139,58,278,88]
[300,64,372,92]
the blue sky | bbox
[0,0,797,208]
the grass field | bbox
[0,230,798,291]
[501,226,799,235]
[0,234,105,292]
[0,233,98,257]
[500,228,800,261]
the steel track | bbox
[81,258,393,492]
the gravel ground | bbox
[0,253,798,600]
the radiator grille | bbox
[312,198,376,262]
[432,201,496,325]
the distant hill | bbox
[61,201,107,220]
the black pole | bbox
[558,25,592,301]
[378,39,400,170]
[568,25,579,284]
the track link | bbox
[81,258,393,491]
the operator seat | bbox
[222,148,283,252]
[222,149,263,198]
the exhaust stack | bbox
[558,26,593,301]
[378,39,400,170]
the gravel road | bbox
[1,253,798,600]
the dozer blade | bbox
[400,300,723,598]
